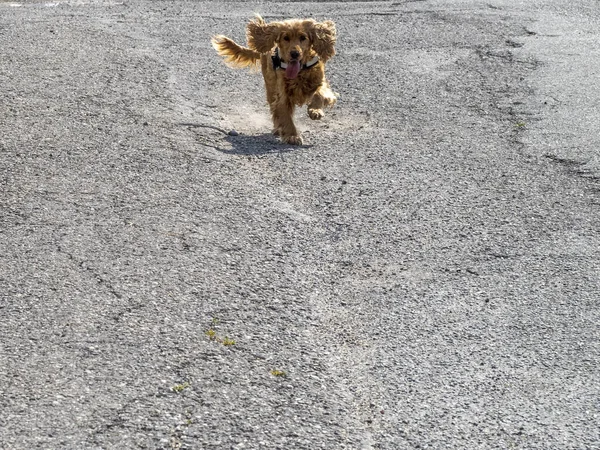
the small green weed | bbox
[171,382,190,393]
[205,318,236,347]
[205,329,217,340]
[222,337,236,346]
[270,369,287,378]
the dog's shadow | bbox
[179,123,311,156]
[222,132,311,156]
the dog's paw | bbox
[308,108,325,120]
[282,135,303,145]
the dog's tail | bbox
[212,35,261,69]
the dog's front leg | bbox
[271,96,302,145]
[308,83,338,120]
[307,93,325,120]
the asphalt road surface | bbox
[1,1,599,449]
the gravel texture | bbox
[1,1,599,449]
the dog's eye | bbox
[283,35,290,42]
[299,35,307,41]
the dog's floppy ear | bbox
[247,15,281,53]
[306,19,336,62]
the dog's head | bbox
[247,16,336,76]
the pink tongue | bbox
[285,60,301,79]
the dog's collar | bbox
[272,47,320,71]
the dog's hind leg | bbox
[307,83,338,120]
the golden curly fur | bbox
[212,15,338,145]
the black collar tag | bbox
[272,48,282,70]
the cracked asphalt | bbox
[1,0,599,449]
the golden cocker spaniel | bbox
[212,15,338,145]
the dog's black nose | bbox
[290,50,300,60]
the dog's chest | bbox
[284,73,321,104]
